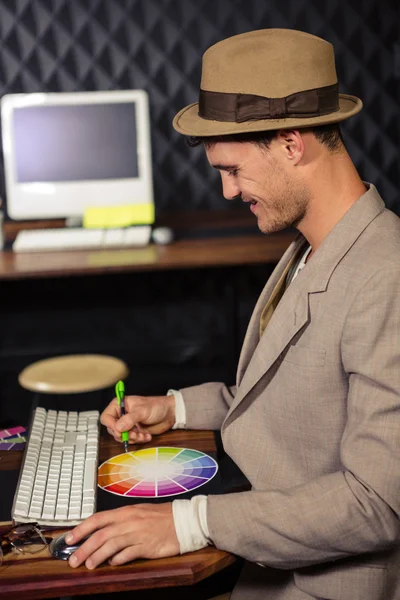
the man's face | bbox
[205,140,310,234]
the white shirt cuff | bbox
[167,389,186,429]
[172,495,210,554]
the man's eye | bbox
[228,169,238,176]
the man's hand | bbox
[66,503,180,569]
[101,394,176,444]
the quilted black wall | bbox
[0,0,399,215]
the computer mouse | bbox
[49,532,90,561]
[151,226,174,245]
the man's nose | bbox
[221,174,241,201]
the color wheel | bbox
[98,447,218,498]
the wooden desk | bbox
[0,230,296,280]
[0,430,237,599]
[0,225,296,435]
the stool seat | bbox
[18,354,129,394]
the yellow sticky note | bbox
[83,203,155,229]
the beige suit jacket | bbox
[181,185,400,600]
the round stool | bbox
[19,354,129,394]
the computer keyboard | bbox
[12,407,100,526]
[13,226,152,252]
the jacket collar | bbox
[300,183,385,295]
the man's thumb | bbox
[116,415,132,431]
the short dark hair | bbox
[311,123,344,151]
[188,123,344,152]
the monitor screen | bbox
[1,90,154,221]
[13,103,139,183]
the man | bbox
[66,29,400,600]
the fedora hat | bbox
[173,28,362,136]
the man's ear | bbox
[276,129,304,165]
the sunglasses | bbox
[0,522,52,565]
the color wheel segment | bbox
[98,447,218,497]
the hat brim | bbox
[173,94,362,136]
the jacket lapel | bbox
[236,233,306,384]
[228,184,385,423]
[229,260,312,420]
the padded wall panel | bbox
[0,0,398,215]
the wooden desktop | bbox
[0,212,296,280]
[0,430,236,599]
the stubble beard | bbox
[257,180,310,235]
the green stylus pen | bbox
[115,380,129,453]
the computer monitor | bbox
[1,90,154,222]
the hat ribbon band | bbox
[198,83,339,122]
